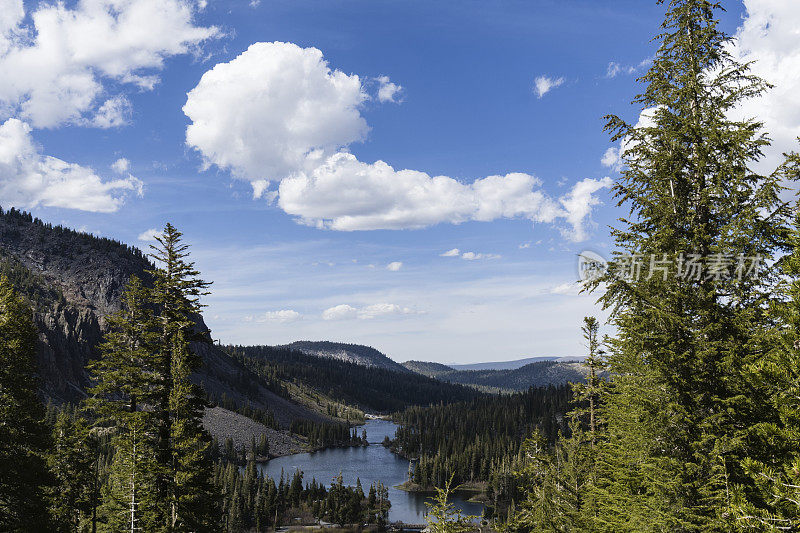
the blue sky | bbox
[2,0,798,363]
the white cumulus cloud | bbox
[184,41,369,182]
[0,118,142,212]
[607,2,800,181]
[376,76,403,103]
[460,251,501,261]
[185,44,610,241]
[0,0,218,129]
[111,157,130,174]
[534,75,565,98]
[728,0,800,174]
[321,304,359,321]
[279,153,612,240]
[386,261,403,271]
[441,248,500,260]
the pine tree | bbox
[589,0,795,528]
[148,224,218,531]
[425,475,479,533]
[47,408,96,532]
[0,275,52,531]
[734,158,800,529]
[572,317,604,448]
[88,275,162,531]
[505,319,604,532]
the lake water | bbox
[257,419,485,524]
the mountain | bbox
[401,360,455,378]
[449,356,583,371]
[283,340,410,373]
[0,208,333,428]
[229,345,480,413]
[403,359,588,391]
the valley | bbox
[0,208,578,530]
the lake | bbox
[257,419,485,524]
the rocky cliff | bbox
[0,208,331,427]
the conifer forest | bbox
[2,0,800,532]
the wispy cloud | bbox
[322,303,418,321]
[605,58,651,78]
[442,249,501,261]
[534,75,565,98]
[138,228,160,242]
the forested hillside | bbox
[403,359,588,391]
[284,340,410,373]
[390,385,573,516]
[228,344,481,413]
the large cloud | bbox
[185,42,611,241]
[0,0,218,128]
[184,42,368,182]
[0,118,141,212]
[728,0,800,173]
[278,152,611,239]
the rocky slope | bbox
[0,208,333,430]
[202,407,306,456]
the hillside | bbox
[401,360,455,378]
[0,208,335,429]
[284,340,410,373]
[450,356,560,371]
[404,359,588,391]
[229,345,481,413]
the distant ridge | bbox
[401,360,454,378]
[450,355,584,371]
[283,340,410,373]
[402,359,587,390]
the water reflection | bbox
[257,419,484,524]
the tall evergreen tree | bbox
[572,317,604,448]
[0,276,51,531]
[47,408,96,532]
[735,162,800,529]
[588,0,795,529]
[148,224,218,531]
[88,275,162,532]
[88,224,218,531]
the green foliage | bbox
[0,275,52,531]
[88,224,218,531]
[576,0,799,529]
[734,177,800,529]
[212,459,389,531]
[392,385,571,516]
[502,319,604,532]
[289,419,368,448]
[0,251,65,311]
[46,406,97,533]
[504,422,594,533]
[228,344,481,413]
[425,475,480,533]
